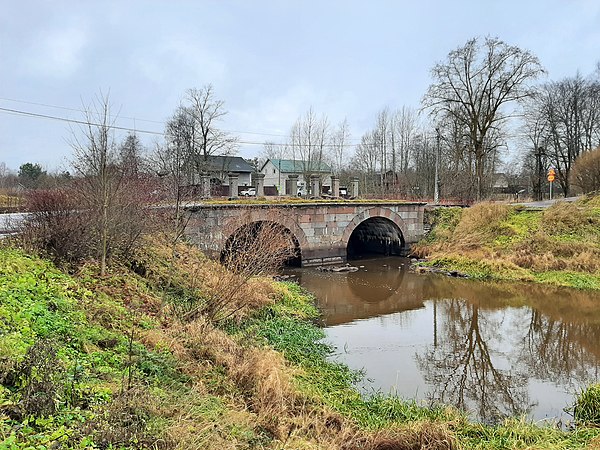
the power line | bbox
[0,105,364,149]
[0,96,318,139]
[0,106,164,136]
[0,96,165,123]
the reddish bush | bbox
[571,147,600,193]
[21,188,91,263]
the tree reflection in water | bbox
[416,299,534,424]
[520,309,600,385]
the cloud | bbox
[22,26,88,78]
[132,35,227,86]
[232,82,359,137]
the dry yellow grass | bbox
[145,308,455,449]
[119,235,457,448]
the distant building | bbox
[491,173,510,192]
[260,159,332,194]
[191,155,255,187]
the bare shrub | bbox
[20,188,91,263]
[20,179,152,268]
[220,211,300,276]
[571,146,600,194]
[572,250,600,272]
[179,210,298,323]
[75,385,173,449]
[17,339,65,418]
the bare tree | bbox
[351,131,379,195]
[423,36,545,200]
[411,130,437,200]
[528,74,600,196]
[70,93,148,275]
[119,132,145,177]
[571,146,600,193]
[289,108,330,194]
[520,97,550,201]
[330,118,351,176]
[70,93,120,276]
[186,85,238,178]
[374,108,390,195]
[153,128,192,251]
[391,106,418,175]
[259,140,289,168]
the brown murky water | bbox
[286,257,600,424]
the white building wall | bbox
[260,160,333,194]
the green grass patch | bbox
[534,271,600,290]
[492,210,541,247]
[0,248,188,448]
[420,199,600,291]
[424,255,534,282]
[573,383,600,426]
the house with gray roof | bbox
[192,155,255,187]
[260,159,332,195]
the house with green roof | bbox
[260,159,332,195]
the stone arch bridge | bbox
[184,201,425,267]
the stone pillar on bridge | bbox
[228,173,239,199]
[351,177,360,198]
[253,173,265,197]
[310,174,321,197]
[331,176,340,197]
[200,172,211,199]
[287,174,299,196]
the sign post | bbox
[547,168,556,200]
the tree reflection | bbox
[519,309,600,385]
[416,299,533,423]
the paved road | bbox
[0,212,29,237]
[517,196,579,209]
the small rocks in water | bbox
[410,264,469,279]
[359,265,365,268]
[316,265,359,273]
[273,274,296,281]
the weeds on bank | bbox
[418,198,600,290]
[0,248,180,448]
[573,383,600,427]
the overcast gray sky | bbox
[1,0,599,172]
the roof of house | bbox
[263,159,332,174]
[203,155,254,173]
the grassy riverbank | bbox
[2,239,600,448]
[414,195,600,290]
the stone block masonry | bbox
[184,201,426,267]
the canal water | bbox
[286,257,600,425]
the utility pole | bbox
[535,147,544,201]
[434,128,440,204]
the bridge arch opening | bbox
[347,217,405,260]
[221,220,302,270]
